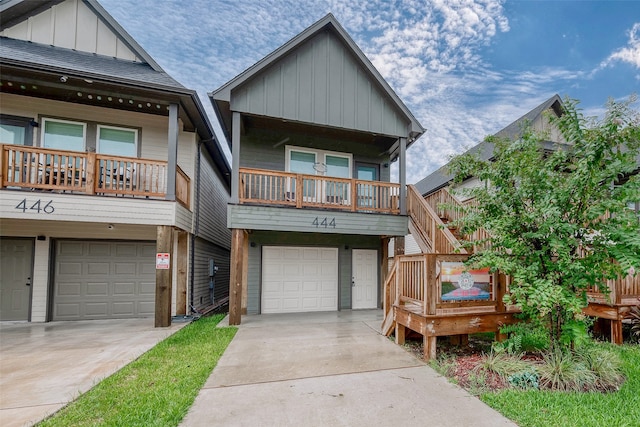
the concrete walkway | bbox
[180,310,516,427]
[0,319,186,427]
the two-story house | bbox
[0,0,231,326]
[210,14,424,324]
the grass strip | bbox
[481,343,640,427]
[38,314,236,427]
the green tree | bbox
[448,96,640,349]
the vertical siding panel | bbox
[248,76,266,113]
[1,20,29,40]
[341,51,357,129]
[265,65,282,117]
[281,55,298,119]
[327,33,343,128]
[313,33,328,125]
[116,38,137,61]
[75,1,98,52]
[369,87,383,134]
[355,70,370,130]
[30,10,54,45]
[297,46,313,122]
[193,238,230,312]
[96,19,117,57]
[52,0,77,49]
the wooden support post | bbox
[241,231,249,315]
[155,225,174,327]
[425,254,437,316]
[424,335,437,361]
[176,231,188,316]
[611,318,623,345]
[380,237,389,308]
[395,323,406,345]
[229,228,246,325]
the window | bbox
[42,118,85,151]
[0,115,32,145]
[285,146,352,203]
[98,125,137,157]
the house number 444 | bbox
[15,198,55,214]
[312,217,336,228]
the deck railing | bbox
[238,167,400,214]
[0,144,190,207]
[383,253,508,319]
[588,273,640,305]
[407,185,466,254]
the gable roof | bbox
[0,0,162,71]
[210,13,424,145]
[414,94,564,195]
[0,0,231,183]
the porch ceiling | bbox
[242,114,398,154]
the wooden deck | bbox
[584,274,640,344]
[239,167,400,214]
[382,253,519,360]
[1,144,190,207]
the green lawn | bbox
[38,314,236,427]
[481,344,640,427]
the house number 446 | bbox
[15,198,55,214]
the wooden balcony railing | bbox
[1,144,190,207]
[239,167,400,214]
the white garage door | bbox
[262,246,338,314]
[53,240,156,320]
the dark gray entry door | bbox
[0,238,33,321]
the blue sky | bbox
[100,0,640,184]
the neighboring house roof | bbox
[210,13,425,147]
[0,0,230,182]
[415,94,564,196]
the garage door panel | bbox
[262,246,337,314]
[114,263,136,275]
[88,262,110,275]
[85,302,109,316]
[139,282,155,295]
[88,243,111,256]
[53,240,155,320]
[86,283,108,296]
[58,262,82,275]
[113,282,135,296]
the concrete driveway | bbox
[0,319,186,427]
[180,310,516,427]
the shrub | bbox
[538,348,596,391]
[574,345,624,391]
[499,322,549,352]
[507,369,539,390]
[477,349,530,378]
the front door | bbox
[0,238,33,320]
[352,249,378,309]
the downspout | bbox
[189,139,204,315]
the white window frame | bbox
[285,145,352,204]
[40,118,86,151]
[97,124,139,158]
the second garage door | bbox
[262,246,338,314]
[53,240,156,320]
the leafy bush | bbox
[499,322,549,352]
[627,304,640,341]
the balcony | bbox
[239,167,401,215]
[0,144,190,207]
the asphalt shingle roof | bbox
[0,36,186,91]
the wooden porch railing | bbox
[239,167,400,214]
[588,273,640,305]
[407,185,466,254]
[1,144,190,207]
[381,253,511,333]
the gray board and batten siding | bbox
[231,29,410,138]
[245,231,382,314]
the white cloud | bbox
[600,22,640,69]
